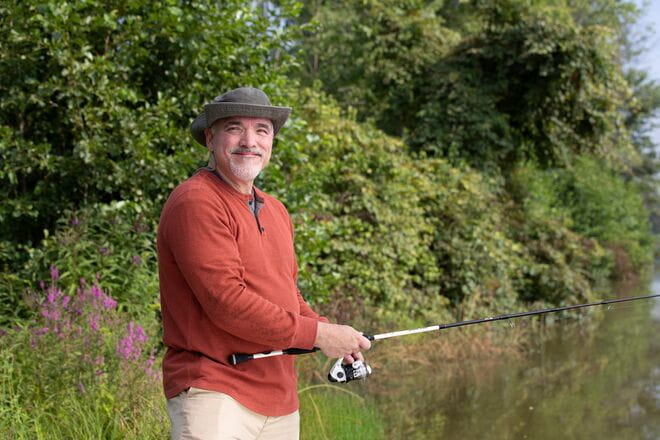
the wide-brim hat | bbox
[190,87,291,146]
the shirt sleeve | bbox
[162,191,318,350]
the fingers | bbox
[343,351,364,364]
[359,335,371,351]
[315,322,372,359]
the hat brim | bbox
[190,103,291,146]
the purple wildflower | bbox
[99,246,110,256]
[50,265,60,281]
[131,255,142,266]
[34,326,50,336]
[102,295,117,310]
[116,322,148,361]
[144,351,161,380]
[71,216,80,226]
[91,284,103,298]
[88,313,100,331]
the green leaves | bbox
[0,0,300,250]
[0,0,654,327]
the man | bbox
[157,87,371,439]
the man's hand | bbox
[314,322,371,362]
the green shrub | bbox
[260,90,447,324]
[0,0,301,256]
[1,200,160,325]
[561,157,653,270]
[511,158,653,280]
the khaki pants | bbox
[167,387,300,440]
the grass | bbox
[299,384,385,439]
[0,310,610,439]
[1,268,603,439]
[0,346,384,439]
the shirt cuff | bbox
[290,315,320,349]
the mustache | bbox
[231,148,262,156]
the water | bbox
[358,270,660,439]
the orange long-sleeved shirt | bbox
[157,169,325,416]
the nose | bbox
[239,128,258,148]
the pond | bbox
[351,268,660,439]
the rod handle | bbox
[284,347,319,355]
[229,352,253,365]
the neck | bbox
[213,169,254,195]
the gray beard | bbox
[229,161,262,182]
[206,153,262,182]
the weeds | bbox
[0,268,167,439]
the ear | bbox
[204,127,214,150]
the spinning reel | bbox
[327,358,372,383]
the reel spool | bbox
[328,358,372,383]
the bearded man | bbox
[157,87,371,439]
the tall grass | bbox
[299,384,385,439]
[0,268,168,439]
[0,269,385,439]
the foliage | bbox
[421,158,613,309]
[624,69,660,229]
[0,0,301,254]
[297,0,458,131]
[0,0,653,323]
[0,272,165,438]
[558,157,653,271]
[263,90,620,322]
[264,90,446,323]
[0,200,159,325]
[406,1,636,170]
[510,158,652,277]
[297,0,642,172]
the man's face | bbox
[205,116,274,187]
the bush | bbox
[511,158,653,280]
[260,90,448,325]
[1,200,160,325]
[0,0,301,256]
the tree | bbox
[0,0,300,256]
[296,0,458,131]
[296,0,641,172]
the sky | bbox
[631,0,660,145]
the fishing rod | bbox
[229,293,660,382]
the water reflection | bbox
[359,270,660,439]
